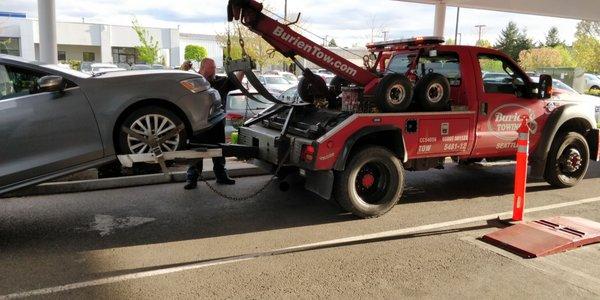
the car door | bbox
[0,63,103,189]
[471,50,549,158]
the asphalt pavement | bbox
[1,161,600,299]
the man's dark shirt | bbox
[208,75,237,111]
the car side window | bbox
[479,54,526,95]
[0,64,46,100]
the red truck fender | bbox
[529,103,599,179]
[332,126,407,171]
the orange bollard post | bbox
[513,116,531,221]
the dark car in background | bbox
[0,54,224,194]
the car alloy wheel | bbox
[126,114,181,154]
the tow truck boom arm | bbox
[227,0,378,88]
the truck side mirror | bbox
[538,74,553,99]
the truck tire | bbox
[333,146,405,218]
[375,74,413,112]
[414,73,451,111]
[298,73,328,104]
[545,132,590,188]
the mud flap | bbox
[305,170,334,199]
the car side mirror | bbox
[37,75,65,93]
[538,74,553,99]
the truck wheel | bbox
[375,74,413,112]
[545,132,590,188]
[414,73,450,111]
[333,146,404,218]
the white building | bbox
[0,14,223,67]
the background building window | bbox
[0,37,20,56]
[57,51,66,61]
[83,52,95,62]
[112,47,138,65]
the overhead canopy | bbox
[397,0,600,21]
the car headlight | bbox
[180,78,210,93]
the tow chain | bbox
[198,149,291,201]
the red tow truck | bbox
[222,0,600,218]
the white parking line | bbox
[3,196,600,299]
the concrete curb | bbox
[4,166,269,198]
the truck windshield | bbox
[387,52,461,86]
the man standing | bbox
[184,58,244,190]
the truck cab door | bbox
[472,52,548,158]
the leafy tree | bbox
[445,38,455,45]
[495,21,533,61]
[518,47,563,71]
[476,39,491,48]
[216,24,291,71]
[184,45,208,64]
[545,27,565,47]
[328,38,338,47]
[573,21,600,73]
[132,18,161,64]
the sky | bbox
[0,0,582,48]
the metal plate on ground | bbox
[482,216,600,258]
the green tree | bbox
[476,39,491,48]
[216,24,291,71]
[495,21,533,61]
[545,27,565,47]
[328,38,338,47]
[518,47,563,71]
[184,45,208,64]
[132,18,161,64]
[573,21,600,73]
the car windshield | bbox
[227,94,270,110]
[265,77,289,84]
[283,74,298,82]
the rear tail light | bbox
[301,144,316,162]
[226,113,244,121]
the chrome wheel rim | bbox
[426,83,444,103]
[126,114,180,154]
[387,84,406,105]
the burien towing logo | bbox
[273,26,358,77]
[487,103,536,141]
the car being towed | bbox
[0,54,224,194]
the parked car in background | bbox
[265,70,299,84]
[82,63,126,74]
[584,73,600,93]
[224,90,271,140]
[257,74,295,97]
[279,86,300,103]
[530,76,579,95]
[0,54,224,194]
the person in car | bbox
[184,58,244,190]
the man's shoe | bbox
[184,180,198,190]
[216,174,236,185]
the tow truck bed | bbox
[238,108,477,171]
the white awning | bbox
[397,0,600,21]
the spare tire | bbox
[375,74,413,112]
[414,73,451,111]
[298,73,328,104]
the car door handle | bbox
[480,102,488,116]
